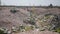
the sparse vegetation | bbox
[23,9,60,33]
[0,6,60,34]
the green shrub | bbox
[55,27,60,33]
[0,30,7,34]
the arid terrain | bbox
[0,6,60,34]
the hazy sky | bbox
[1,0,60,6]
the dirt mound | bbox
[0,8,29,30]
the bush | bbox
[0,29,7,34]
[48,4,53,8]
[54,27,60,33]
[10,9,18,13]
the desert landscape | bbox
[0,5,60,34]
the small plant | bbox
[25,26,33,31]
[54,27,60,33]
[0,28,8,34]
[17,25,25,32]
[10,9,18,13]
[12,27,18,32]
[39,27,45,31]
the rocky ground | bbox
[0,7,60,34]
[13,30,59,34]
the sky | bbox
[1,0,60,6]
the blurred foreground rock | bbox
[13,30,59,34]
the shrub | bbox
[48,4,53,8]
[54,27,60,33]
[0,28,7,34]
[10,9,18,13]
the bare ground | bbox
[13,30,59,34]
